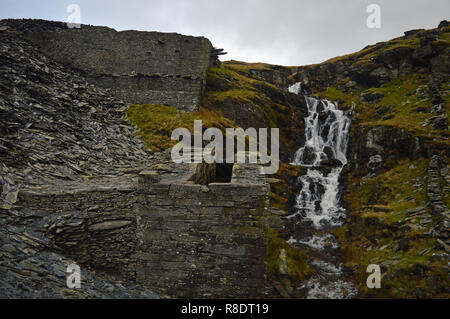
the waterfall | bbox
[287,83,357,299]
[292,97,350,167]
[290,96,350,228]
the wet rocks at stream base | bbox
[284,91,358,298]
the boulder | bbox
[368,155,383,171]
[360,91,384,103]
[423,114,449,130]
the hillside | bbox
[0,19,448,299]
[288,20,450,298]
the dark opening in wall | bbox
[215,163,234,183]
[191,162,234,185]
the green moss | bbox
[207,66,279,91]
[336,208,449,298]
[223,61,272,72]
[341,233,448,298]
[339,156,450,298]
[223,60,297,74]
[315,87,360,110]
[207,67,255,91]
[126,104,236,152]
[267,228,312,284]
[315,73,449,142]
[438,30,450,43]
[269,192,288,211]
[203,64,305,155]
[203,89,261,105]
[357,74,435,132]
[347,158,429,218]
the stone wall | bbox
[14,162,270,298]
[135,167,270,298]
[0,19,217,111]
[17,177,139,280]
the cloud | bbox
[1,0,448,65]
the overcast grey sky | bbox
[1,0,448,66]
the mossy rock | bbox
[266,228,312,285]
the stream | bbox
[286,83,358,299]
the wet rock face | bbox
[284,93,357,298]
[0,18,217,112]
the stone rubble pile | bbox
[0,26,160,298]
[0,219,158,298]
[0,28,152,193]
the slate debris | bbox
[0,221,158,299]
[0,28,153,189]
[0,26,161,298]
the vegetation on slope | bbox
[127,104,235,152]
[267,228,312,284]
[332,157,450,298]
[315,74,449,141]
[201,64,306,162]
[299,22,450,298]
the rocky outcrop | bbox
[202,65,307,163]
[292,21,450,92]
[0,19,218,112]
[348,125,426,174]
[428,156,450,252]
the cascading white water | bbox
[289,95,350,228]
[287,83,357,299]
[292,97,349,167]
